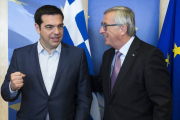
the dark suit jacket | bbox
[91,36,172,120]
[1,42,92,120]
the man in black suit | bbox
[1,5,92,120]
[91,6,172,120]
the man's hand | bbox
[10,72,26,91]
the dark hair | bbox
[34,5,64,27]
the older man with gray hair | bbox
[91,6,172,120]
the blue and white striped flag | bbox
[63,0,101,120]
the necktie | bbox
[111,51,121,92]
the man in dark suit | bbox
[1,5,92,120]
[91,6,172,120]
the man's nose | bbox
[99,26,105,34]
[53,27,60,34]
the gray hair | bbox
[104,6,136,36]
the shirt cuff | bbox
[9,82,18,98]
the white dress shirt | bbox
[39,41,61,120]
[111,36,135,75]
[38,41,61,95]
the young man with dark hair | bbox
[1,5,92,120]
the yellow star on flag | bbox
[9,103,21,111]
[9,0,27,6]
[173,43,180,58]
[60,5,64,12]
[165,53,170,67]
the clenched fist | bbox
[10,72,26,91]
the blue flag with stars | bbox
[157,0,180,119]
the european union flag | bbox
[157,0,180,119]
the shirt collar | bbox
[37,41,61,54]
[115,36,135,56]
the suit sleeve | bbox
[90,64,103,92]
[144,48,172,120]
[90,51,107,93]
[75,50,92,120]
[1,49,20,102]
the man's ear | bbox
[35,23,40,34]
[120,25,128,35]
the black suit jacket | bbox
[91,36,172,120]
[1,42,92,120]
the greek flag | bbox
[63,0,101,119]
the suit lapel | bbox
[29,42,48,96]
[50,42,70,95]
[104,49,115,96]
[110,36,140,102]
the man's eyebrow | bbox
[101,22,107,24]
[45,23,63,27]
[45,24,54,27]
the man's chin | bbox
[105,41,110,46]
[51,42,61,47]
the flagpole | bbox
[82,0,88,28]
[159,0,169,37]
[0,0,8,119]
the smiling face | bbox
[99,11,130,50]
[99,11,122,49]
[35,14,63,54]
